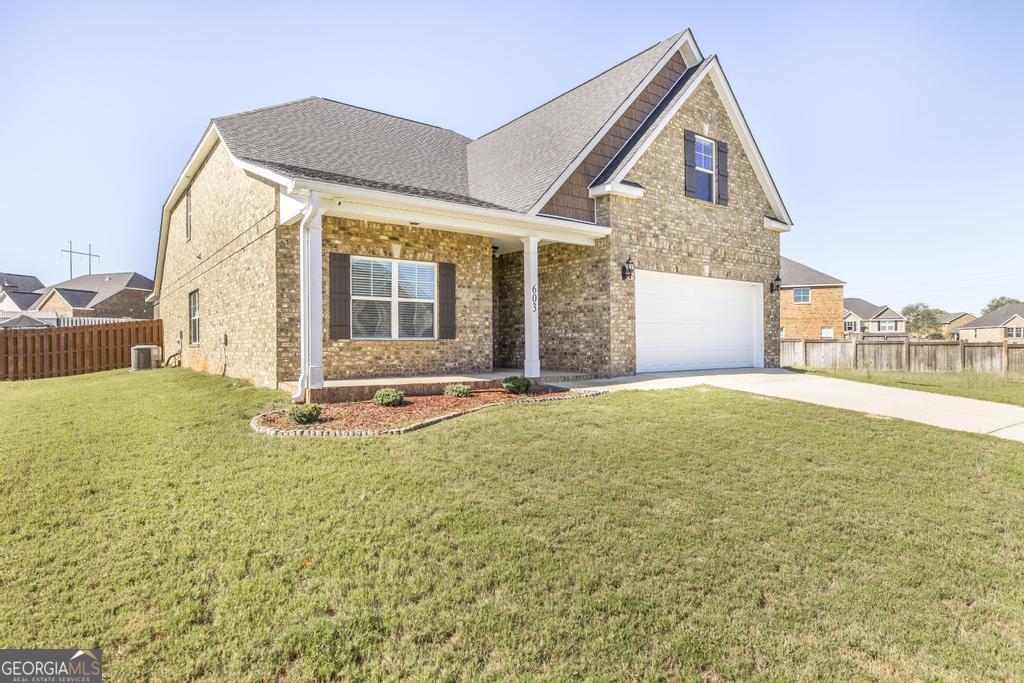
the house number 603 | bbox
[531,285,538,313]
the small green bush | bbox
[443,383,471,398]
[502,376,531,395]
[288,403,322,425]
[374,388,405,407]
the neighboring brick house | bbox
[778,257,844,340]
[31,273,154,319]
[149,29,793,397]
[956,304,1024,342]
[937,311,976,340]
[843,298,907,339]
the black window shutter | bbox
[329,253,350,340]
[683,129,697,198]
[438,262,456,339]
[716,140,729,205]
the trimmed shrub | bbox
[288,403,322,425]
[374,388,405,407]
[502,376,531,395]
[444,383,471,398]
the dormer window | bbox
[693,137,714,202]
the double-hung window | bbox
[820,327,834,339]
[1007,327,1023,339]
[793,287,811,304]
[879,320,897,332]
[351,257,436,339]
[694,136,715,202]
[188,290,199,344]
[844,321,856,332]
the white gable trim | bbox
[606,56,792,226]
[526,30,703,217]
[588,181,645,199]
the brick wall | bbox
[92,289,154,319]
[276,216,493,381]
[156,141,280,388]
[780,286,844,339]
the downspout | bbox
[292,191,323,402]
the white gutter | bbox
[292,192,325,402]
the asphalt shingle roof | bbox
[0,314,52,329]
[212,32,686,215]
[936,311,971,325]
[958,304,1024,329]
[3,290,43,310]
[0,273,44,292]
[32,273,153,310]
[844,297,885,320]
[779,257,845,287]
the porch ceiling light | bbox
[621,256,636,280]
[770,274,782,293]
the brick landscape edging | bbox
[250,390,609,438]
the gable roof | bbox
[0,273,44,292]
[843,297,902,321]
[466,31,691,213]
[0,314,53,329]
[958,303,1024,330]
[1,290,43,310]
[937,311,973,325]
[32,273,152,311]
[779,257,844,287]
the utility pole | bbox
[60,241,101,279]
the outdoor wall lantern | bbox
[621,256,636,280]
[770,275,783,293]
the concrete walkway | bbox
[560,368,1024,444]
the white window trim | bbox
[188,289,199,345]
[878,320,897,332]
[820,327,834,339]
[793,287,811,304]
[844,321,856,332]
[694,134,715,203]
[350,255,438,340]
[1007,327,1023,338]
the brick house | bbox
[778,257,845,340]
[937,311,976,340]
[31,273,154,319]
[956,304,1024,342]
[149,29,793,397]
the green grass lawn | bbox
[797,367,1024,407]
[2,369,1024,680]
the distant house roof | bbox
[937,311,973,325]
[31,272,153,311]
[0,272,44,292]
[958,304,1024,330]
[0,314,53,329]
[844,297,904,321]
[2,290,43,310]
[779,257,845,287]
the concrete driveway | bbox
[561,368,1024,444]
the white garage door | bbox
[635,270,764,373]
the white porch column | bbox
[522,235,540,378]
[299,193,324,391]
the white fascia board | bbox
[608,56,793,228]
[286,177,610,244]
[279,191,308,225]
[526,29,703,216]
[588,182,645,199]
[149,124,222,301]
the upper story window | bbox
[793,287,811,304]
[185,187,193,241]
[879,320,897,332]
[188,290,199,344]
[694,136,714,202]
[351,257,436,340]
[844,321,856,332]
[1007,327,1023,338]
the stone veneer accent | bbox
[276,216,493,382]
[780,286,845,339]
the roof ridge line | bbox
[472,33,681,142]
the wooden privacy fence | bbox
[781,338,1024,374]
[0,319,162,381]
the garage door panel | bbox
[635,271,763,373]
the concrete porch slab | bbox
[281,369,592,403]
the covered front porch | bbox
[282,183,609,402]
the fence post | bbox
[802,339,809,367]
[1004,340,1010,375]
[905,339,911,371]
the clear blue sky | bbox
[2,0,1021,314]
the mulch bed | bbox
[254,385,588,435]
